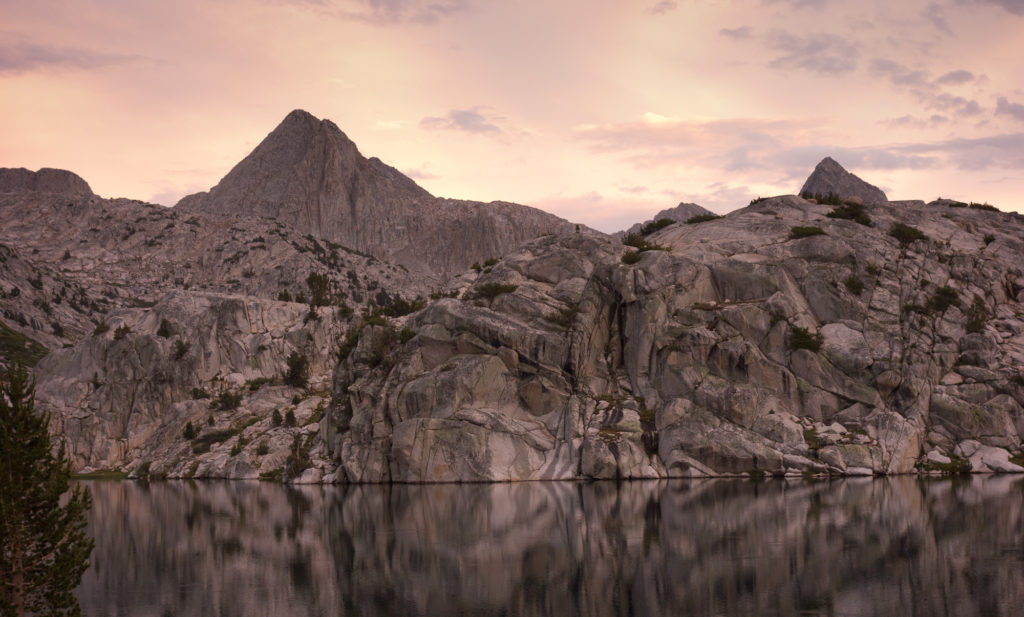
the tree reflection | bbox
[77,476,1024,617]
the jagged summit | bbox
[176,108,431,223]
[800,157,887,205]
[0,167,93,196]
[176,109,571,277]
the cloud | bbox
[925,2,954,34]
[894,132,1024,170]
[335,0,471,24]
[882,114,948,128]
[936,69,974,85]
[996,96,1024,121]
[762,0,834,8]
[869,59,983,117]
[765,30,860,75]
[574,114,793,157]
[0,41,140,75]
[870,58,928,87]
[973,0,1024,15]
[420,107,502,134]
[647,1,677,14]
[719,26,753,39]
[403,165,438,180]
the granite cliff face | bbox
[4,140,1023,481]
[328,194,1024,480]
[177,110,575,277]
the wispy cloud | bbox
[647,1,677,15]
[720,26,753,39]
[935,69,974,85]
[925,2,953,34]
[869,58,981,117]
[996,96,1024,121]
[334,0,472,24]
[420,107,502,133]
[403,165,439,180]
[765,30,860,75]
[0,41,140,75]
[973,0,1024,15]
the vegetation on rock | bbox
[0,365,93,617]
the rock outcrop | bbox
[0,182,432,369]
[38,291,346,477]
[327,195,1024,480]
[177,110,575,277]
[5,148,1023,481]
[800,157,888,204]
[0,167,93,196]
[621,202,717,236]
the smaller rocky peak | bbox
[800,157,887,205]
[620,202,717,236]
[0,167,93,196]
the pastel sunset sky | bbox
[2,0,1022,231]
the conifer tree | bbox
[0,365,94,617]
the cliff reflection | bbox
[76,477,1024,617]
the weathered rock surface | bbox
[0,183,433,368]
[0,167,93,196]
[37,291,346,478]
[327,195,1024,480]
[800,157,888,204]
[177,110,575,277]
[620,202,717,236]
[5,147,1024,481]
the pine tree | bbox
[0,365,94,617]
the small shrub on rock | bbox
[789,326,823,352]
[156,319,173,338]
[789,226,826,239]
[826,202,872,226]
[471,283,518,302]
[926,286,960,314]
[283,352,310,388]
[272,409,283,427]
[639,218,675,235]
[965,296,989,333]
[214,390,242,411]
[889,223,927,247]
[173,339,191,360]
[844,275,865,295]
[621,251,642,265]
[183,421,196,440]
[685,214,720,224]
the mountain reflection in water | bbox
[76,477,1024,617]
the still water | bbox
[75,477,1024,617]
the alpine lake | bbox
[74,476,1024,617]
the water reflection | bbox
[76,477,1024,617]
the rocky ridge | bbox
[327,190,1024,480]
[5,144,1024,481]
[177,110,576,278]
[620,202,717,237]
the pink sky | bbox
[1,0,1023,232]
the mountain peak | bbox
[800,157,887,204]
[175,110,571,276]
